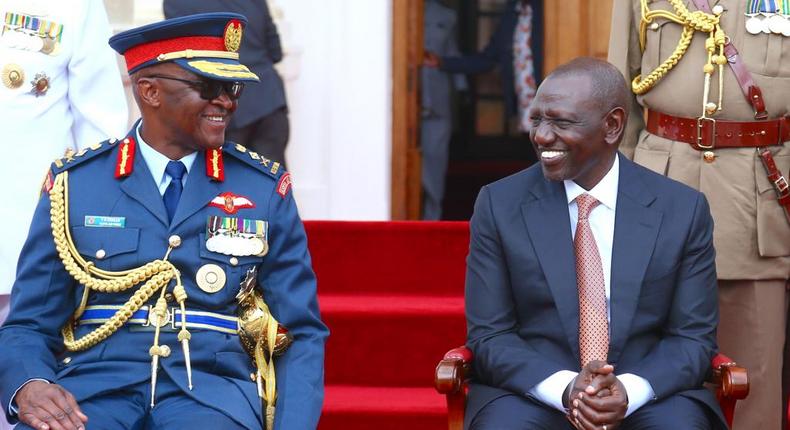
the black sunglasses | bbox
[147,74,244,100]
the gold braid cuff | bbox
[50,172,178,351]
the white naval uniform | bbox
[0,0,127,311]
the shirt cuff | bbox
[527,370,578,413]
[9,378,50,416]
[618,373,655,417]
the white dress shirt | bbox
[136,123,196,194]
[527,154,655,417]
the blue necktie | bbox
[163,161,186,222]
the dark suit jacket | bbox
[440,0,543,116]
[464,155,725,429]
[163,0,287,128]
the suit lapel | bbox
[607,157,662,364]
[521,178,581,362]
[119,144,169,227]
[170,151,221,231]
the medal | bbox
[1,63,24,89]
[761,13,773,33]
[196,264,226,293]
[779,0,790,35]
[30,72,49,96]
[206,216,269,257]
[26,34,42,51]
[782,18,790,36]
[745,16,764,33]
[40,36,54,54]
[768,13,786,32]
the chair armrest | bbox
[436,346,473,430]
[708,353,749,429]
[435,346,472,394]
[709,353,749,400]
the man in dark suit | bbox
[464,57,725,429]
[164,0,290,167]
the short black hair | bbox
[545,57,629,116]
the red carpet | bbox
[305,221,469,429]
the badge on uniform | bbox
[2,12,64,55]
[206,215,269,257]
[84,215,126,228]
[209,191,255,214]
[745,0,790,36]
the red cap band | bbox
[123,36,225,71]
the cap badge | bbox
[223,20,242,53]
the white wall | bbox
[276,0,392,220]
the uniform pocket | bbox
[755,153,790,257]
[634,146,671,175]
[71,226,140,271]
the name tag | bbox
[84,215,125,228]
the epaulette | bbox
[223,143,284,180]
[223,143,292,198]
[50,138,120,175]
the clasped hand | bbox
[565,361,628,430]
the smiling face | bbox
[136,63,236,159]
[526,73,621,190]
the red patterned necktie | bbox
[575,193,609,367]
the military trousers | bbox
[717,279,788,430]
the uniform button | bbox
[650,22,659,31]
[712,4,724,14]
[229,257,239,266]
[95,249,106,259]
[62,357,72,364]
[168,235,182,248]
[703,151,716,163]
[250,372,256,381]
[165,293,174,302]
[160,344,171,357]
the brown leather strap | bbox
[646,110,789,149]
[689,0,768,119]
[758,148,790,224]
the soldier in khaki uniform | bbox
[609,1,790,428]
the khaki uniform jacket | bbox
[609,0,790,280]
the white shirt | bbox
[136,123,196,194]
[0,0,128,295]
[527,154,655,417]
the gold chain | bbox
[633,0,726,110]
[50,172,178,351]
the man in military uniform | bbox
[609,1,790,428]
[0,13,327,430]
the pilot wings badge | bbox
[209,191,255,214]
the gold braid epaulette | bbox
[50,171,178,351]
[632,0,724,96]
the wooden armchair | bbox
[435,346,749,429]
